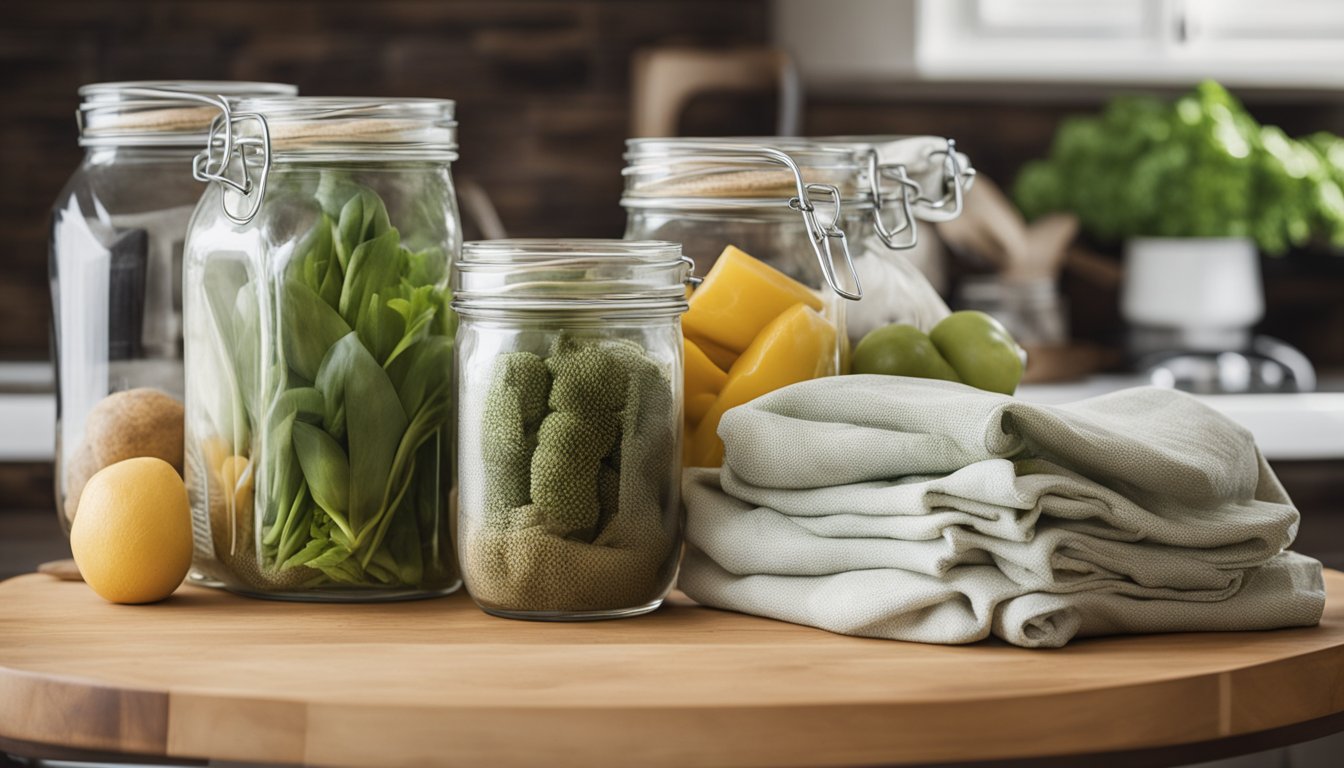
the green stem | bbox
[358,467,416,570]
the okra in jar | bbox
[182,98,461,600]
[453,240,691,620]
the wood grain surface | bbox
[1,571,1343,767]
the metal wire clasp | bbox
[755,145,863,301]
[917,138,977,223]
[868,149,920,250]
[789,181,862,301]
[680,254,703,287]
[869,138,978,249]
[642,142,861,300]
[118,87,271,226]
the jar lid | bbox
[621,138,863,207]
[193,96,457,226]
[452,239,692,315]
[621,139,866,300]
[231,97,457,159]
[77,81,297,147]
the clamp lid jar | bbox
[621,136,975,469]
[181,96,462,600]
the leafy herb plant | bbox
[1014,80,1344,255]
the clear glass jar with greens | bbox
[182,97,461,600]
[453,240,691,620]
[51,81,296,534]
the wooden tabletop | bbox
[1,571,1343,768]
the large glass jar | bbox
[182,97,462,600]
[453,240,691,620]
[50,80,296,533]
[622,137,974,467]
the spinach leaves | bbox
[206,174,455,589]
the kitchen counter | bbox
[1018,376,1344,461]
[2,570,1344,767]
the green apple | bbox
[929,311,1024,395]
[851,324,960,382]
[851,311,1025,395]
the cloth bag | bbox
[680,375,1325,648]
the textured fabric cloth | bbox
[679,375,1325,647]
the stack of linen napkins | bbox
[680,375,1325,648]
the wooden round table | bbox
[1,570,1343,767]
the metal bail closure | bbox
[791,182,862,301]
[626,141,863,300]
[194,107,270,226]
[915,138,977,223]
[867,148,920,250]
[680,254,704,287]
[115,87,271,226]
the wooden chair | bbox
[630,47,802,137]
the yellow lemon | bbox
[70,456,193,604]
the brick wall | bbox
[2,2,1342,366]
[0,0,770,359]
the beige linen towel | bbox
[680,376,1324,648]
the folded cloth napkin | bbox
[679,375,1325,648]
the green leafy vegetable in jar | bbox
[193,175,456,592]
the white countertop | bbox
[1018,376,1344,461]
[0,363,55,462]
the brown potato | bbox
[63,388,185,525]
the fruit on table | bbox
[687,303,837,468]
[69,457,193,604]
[63,388,184,525]
[852,311,1024,395]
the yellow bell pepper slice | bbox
[686,302,836,467]
[684,332,738,372]
[684,337,728,426]
[682,245,823,355]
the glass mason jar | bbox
[182,97,462,600]
[453,240,691,620]
[622,137,974,467]
[622,137,976,346]
[622,139,866,372]
[50,80,296,533]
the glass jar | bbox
[51,80,296,533]
[453,240,691,620]
[622,137,974,467]
[622,140,865,365]
[182,97,462,600]
[622,137,976,346]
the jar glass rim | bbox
[233,96,458,159]
[453,239,691,314]
[621,137,866,207]
[77,81,299,148]
[623,137,860,168]
[460,238,682,264]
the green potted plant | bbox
[1014,81,1344,351]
